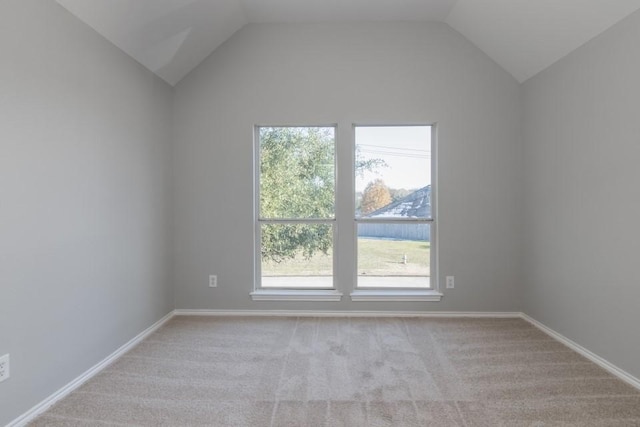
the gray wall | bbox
[0,1,174,424]
[12,4,640,422]
[172,23,523,312]
[522,10,640,380]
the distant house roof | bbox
[365,185,431,218]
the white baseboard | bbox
[7,311,175,427]
[520,313,640,391]
[174,309,522,318]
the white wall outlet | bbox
[446,276,455,289]
[0,354,10,383]
[209,275,218,288]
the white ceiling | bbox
[56,0,640,86]
[447,0,640,82]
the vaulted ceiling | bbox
[56,0,640,86]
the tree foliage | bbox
[355,145,387,178]
[360,179,392,215]
[260,127,386,263]
[260,127,334,263]
[260,127,334,219]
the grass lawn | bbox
[358,238,430,276]
[262,238,430,277]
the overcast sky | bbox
[355,125,431,192]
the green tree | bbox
[360,179,392,215]
[260,128,385,263]
[260,127,334,263]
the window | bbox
[253,123,438,301]
[255,126,336,291]
[355,126,434,289]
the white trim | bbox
[254,125,339,293]
[430,124,439,293]
[175,309,520,318]
[350,289,443,302]
[250,289,343,301]
[520,313,640,391]
[352,123,439,295]
[7,311,175,427]
[356,218,434,224]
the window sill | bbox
[350,289,443,302]
[250,289,343,302]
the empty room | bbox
[2,0,640,425]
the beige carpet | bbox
[31,316,640,426]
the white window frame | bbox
[350,124,441,302]
[251,125,342,301]
[250,123,441,302]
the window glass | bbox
[355,125,433,289]
[260,127,335,220]
[355,126,431,219]
[257,126,336,289]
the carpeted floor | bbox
[30,316,640,426]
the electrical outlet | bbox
[209,275,218,288]
[0,354,9,383]
[446,276,455,289]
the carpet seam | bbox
[398,319,425,424]
[270,316,300,427]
